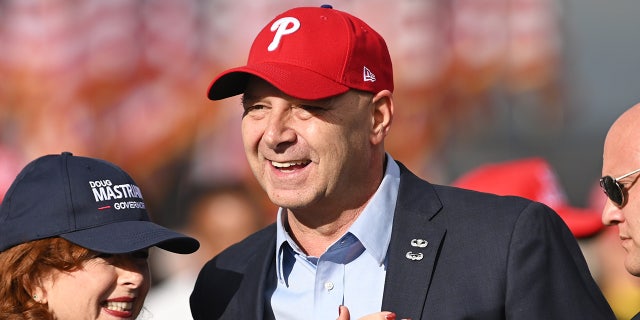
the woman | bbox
[0,152,200,319]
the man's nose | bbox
[263,109,296,149]
[602,200,623,226]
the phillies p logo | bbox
[268,17,300,52]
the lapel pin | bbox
[411,239,428,248]
[405,251,424,261]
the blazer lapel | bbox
[381,162,446,320]
[225,227,277,320]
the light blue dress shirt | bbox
[269,155,400,320]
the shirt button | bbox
[324,281,334,291]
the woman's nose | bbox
[116,256,149,288]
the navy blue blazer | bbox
[190,162,614,319]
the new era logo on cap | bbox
[363,66,376,83]
[207,5,393,101]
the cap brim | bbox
[555,206,604,239]
[61,220,199,254]
[207,62,350,101]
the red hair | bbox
[0,237,95,319]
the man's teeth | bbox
[272,161,308,168]
[105,301,132,311]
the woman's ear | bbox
[371,90,394,145]
[30,281,49,304]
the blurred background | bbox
[1,0,640,318]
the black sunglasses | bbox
[600,167,640,207]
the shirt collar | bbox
[274,154,400,282]
[349,155,399,265]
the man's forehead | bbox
[243,77,345,105]
[243,76,285,98]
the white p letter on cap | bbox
[268,17,300,52]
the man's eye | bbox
[243,105,265,116]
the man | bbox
[601,102,640,320]
[190,5,614,320]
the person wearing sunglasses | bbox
[601,103,640,320]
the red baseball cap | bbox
[452,157,604,239]
[207,5,394,101]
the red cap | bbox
[452,157,604,239]
[207,5,394,101]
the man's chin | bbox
[268,192,310,209]
[624,257,640,277]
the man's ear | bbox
[371,90,394,145]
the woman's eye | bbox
[132,250,149,260]
[96,253,114,259]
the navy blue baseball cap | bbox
[0,152,199,254]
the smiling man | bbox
[190,5,614,320]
